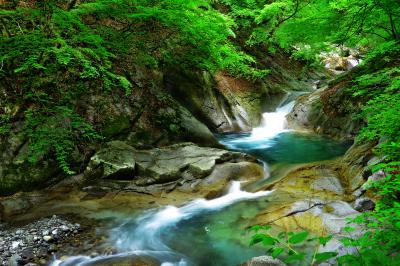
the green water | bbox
[217,131,351,164]
[104,132,350,266]
[55,131,350,266]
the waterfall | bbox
[50,182,272,266]
[219,100,295,149]
[249,101,295,141]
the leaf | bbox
[249,225,262,232]
[277,231,286,239]
[288,231,309,244]
[249,234,264,246]
[285,253,305,263]
[249,225,271,233]
[343,226,356,233]
[315,252,338,263]
[262,236,277,246]
[271,247,285,258]
[318,235,333,246]
[250,233,277,246]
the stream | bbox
[51,101,350,266]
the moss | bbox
[101,115,131,139]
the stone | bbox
[60,225,70,232]
[353,197,375,212]
[87,141,136,180]
[85,141,259,187]
[243,256,287,266]
[311,176,344,195]
[363,170,386,189]
[43,235,52,242]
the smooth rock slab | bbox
[311,176,344,195]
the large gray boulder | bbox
[85,141,262,192]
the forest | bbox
[0,0,400,265]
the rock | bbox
[353,197,375,212]
[256,198,360,236]
[318,238,358,260]
[363,170,386,189]
[85,141,259,187]
[43,235,52,242]
[311,176,344,195]
[198,162,264,192]
[243,256,287,266]
[60,225,70,232]
[86,141,136,180]
[287,89,362,140]
[8,254,22,266]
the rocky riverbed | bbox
[0,215,111,266]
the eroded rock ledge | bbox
[83,141,264,195]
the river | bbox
[51,101,350,266]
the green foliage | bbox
[75,0,266,78]
[0,114,12,136]
[249,225,337,265]
[336,162,400,266]
[1,0,270,173]
[24,106,101,174]
[218,0,400,63]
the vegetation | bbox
[249,225,337,265]
[0,0,266,173]
[1,0,400,265]
[242,0,400,265]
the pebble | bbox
[0,216,80,265]
[43,235,52,242]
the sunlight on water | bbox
[51,182,272,266]
[51,99,350,266]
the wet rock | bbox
[85,141,260,188]
[363,170,386,189]
[256,197,360,236]
[287,89,362,140]
[43,235,52,242]
[198,162,264,192]
[86,141,136,180]
[0,216,81,265]
[243,255,287,266]
[311,176,344,195]
[353,197,375,212]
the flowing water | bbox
[51,101,350,266]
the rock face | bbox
[165,71,267,132]
[85,141,263,194]
[287,89,362,140]
[255,159,365,237]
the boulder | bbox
[243,256,287,266]
[85,141,263,192]
[87,141,136,180]
[353,197,375,212]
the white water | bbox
[51,182,272,266]
[51,102,295,265]
[250,101,295,141]
[220,101,295,151]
